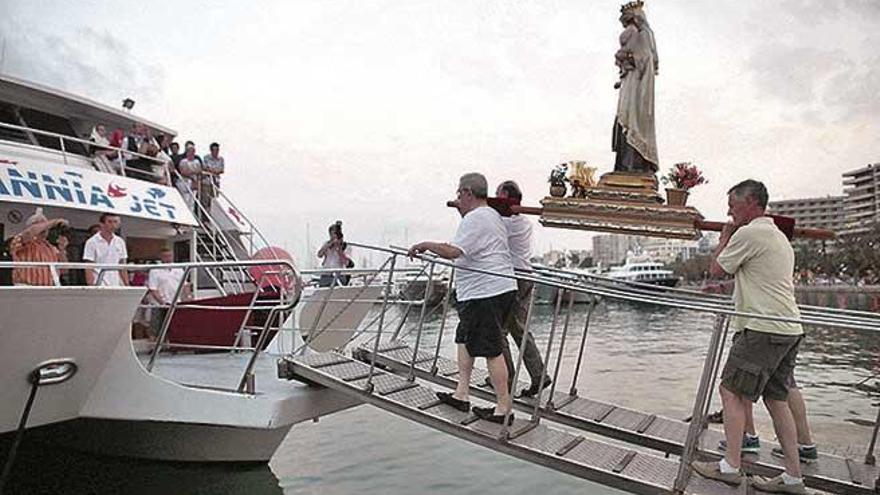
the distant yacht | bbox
[606,257,680,288]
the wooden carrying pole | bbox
[447,200,836,241]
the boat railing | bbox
[213,186,277,258]
[0,120,170,183]
[296,241,880,490]
[0,259,299,394]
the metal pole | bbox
[700,317,731,420]
[147,267,192,371]
[408,261,435,381]
[530,287,570,422]
[500,286,536,439]
[568,295,597,397]
[237,306,281,393]
[673,314,728,493]
[866,403,880,465]
[299,280,337,355]
[430,268,455,375]
[59,137,68,166]
[365,254,397,392]
[390,263,429,342]
[545,289,575,411]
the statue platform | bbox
[539,171,703,240]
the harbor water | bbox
[5,300,878,494]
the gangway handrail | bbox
[534,264,880,325]
[346,242,880,332]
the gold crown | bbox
[620,0,644,13]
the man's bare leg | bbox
[486,354,512,414]
[744,387,813,444]
[720,384,747,469]
[744,402,757,436]
[764,398,802,477]
[454,344,475,401]
[788,387,814,445]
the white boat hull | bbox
[0,287,146,433]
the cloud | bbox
[0,21,164,110]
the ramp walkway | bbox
[279,350,745,495]
[353,340,878,495]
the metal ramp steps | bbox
[354,341,878,495]
[278,351,744,495]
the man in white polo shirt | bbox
[409,172,518,425]
[83,213,129,286]
[692,180,806,494]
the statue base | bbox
[539,194,704,240]
[578,171,665,204]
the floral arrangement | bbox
[548,163,569,185]
[661,162,707,191]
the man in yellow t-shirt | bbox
[692,180,806,495]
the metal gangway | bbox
[279,243,880,495]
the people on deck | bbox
[317,221,351,287]
[494,180,552,397]
[9,208,68,286]
[408,172,518,425]
[178,144,202,193]
[83,213,129,286]
[692,180,807,494]
[200,142,225,211]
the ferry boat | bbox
[0,74,380,462]
[606,257,680,288]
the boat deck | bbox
[352,341,877,495]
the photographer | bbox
[317,221,352,287]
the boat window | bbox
[17,107,89,156]
[0,100,32,145]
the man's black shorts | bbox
[455,290,516,358]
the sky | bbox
[1,0,878,267]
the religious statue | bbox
[612,0,659,174]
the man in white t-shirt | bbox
[409,173,518,425]
[692,180,806,494]
[147,248,189,336]
[83,213,129,286]
[494,180,552,397]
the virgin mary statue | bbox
[612,1,659,174]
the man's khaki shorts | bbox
[721,329,801,402]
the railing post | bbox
[299,279,337,355]
[673,313,728,493]
[408,261,436,381]
[147,267,192,372]
[568,295,597,397]
[866,403,880,465]
[500,285,536,439]
[529,286,570,422]
[59,137,68,166]
[544,288,575,411]
[364,254,397,392]
[430,268,455,375]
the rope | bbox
[0,370,40,495]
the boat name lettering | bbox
[0,165,179,221]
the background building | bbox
[592,234,640,268]
[841,163,880,236]
[768,195,845,234]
